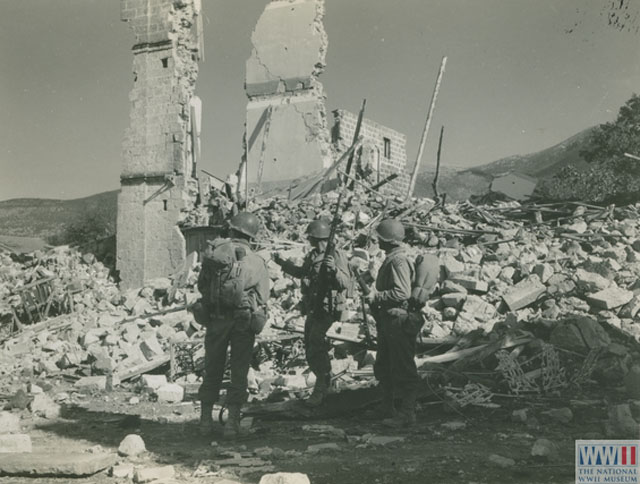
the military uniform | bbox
[370,245,423,424]
[277,247,351,399]
[197,238,270,410]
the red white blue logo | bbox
[576,440,639,483]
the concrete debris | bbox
[0,452,116,477]
[2,191,640,421]
[362,435,406,446]
[259,472,311,484]
[0,411,21,434]
[489,454,516,468]
[0,434,32,453]
[441,421,467,431]
[531,439,558,461]
[541,407,573,424]
[29,392,61,419]
[306,442,341,453]
[133,465,175,483]
[606,404,638,438]
[156,383,184,403]
[587,286,634,309]
[301,424,346,439]
[111,463,135,478]
[502,275,546,311]
[118,434,146,457]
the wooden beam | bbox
[406,56,447,200]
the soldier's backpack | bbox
[408,253,440,310]
[205,238,247,311]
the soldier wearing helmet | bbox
[273,218,352,407]
[365,218,421,428]
[197,212,270,438]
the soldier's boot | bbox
[305,373,330,408]
[382,391,416,428]
[199,402,215,436]
[223,404,241,439]
[380,387,398,419]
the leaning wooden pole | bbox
[406,56,447,200]
[432,125,444,199]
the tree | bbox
[538,93,640,202]
[47,211,114,247]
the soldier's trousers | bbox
[373,308,422,399]
[304,311,334,377]
[198,310,255,406]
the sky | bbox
[1,0,639,201]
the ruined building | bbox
[332,110,410,196]
[243,0,333,191]
[117,0,202,288]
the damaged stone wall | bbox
[332,109,411,196]
[118,0,201,288]
[244,0,333,186]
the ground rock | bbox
[542,407,573,424]
[489,454,515,468]
[502,275,546,311]
[575,269,611,292]
[74,376,107,392]
[259,473,311,484]
[587,286,634,310]
[111,463,135,478]
[625,365,640,399]
[29,393,61,419]
[0,411,21,434]
[607,404,638,438]
[118,434,146,457]
[0,434,32,453]
[306,442,340,453]
[140,374,167,391]
[156,383,184,403]
[0,452,116,476]
[134,465,175,483]
[531,438,557,461]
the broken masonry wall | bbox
[244,0,333,186]
[332,109,411,196]
[117,0,201,288]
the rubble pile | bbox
[254,193,640,338]
[0,247,120,325]
[1,190,640,405]
[0,248,204,397]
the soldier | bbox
[197,212,270,438]
[366,219,425,428]
[273,219,351,407]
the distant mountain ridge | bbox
[0,127,597,238]
[0,190,118,238]
[475,127,595,178]
[415,126,595,199]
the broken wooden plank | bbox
[115,355,171,381]
[0,313,76,344]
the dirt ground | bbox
[0,379,608,484]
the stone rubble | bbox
[0,192,640,419]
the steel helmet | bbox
[228,212,260,239]
[306,219,331,239]
[375,219,405,243]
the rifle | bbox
[313,137,364,313]
[354,268,376,344]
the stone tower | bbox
[118,0,202,288]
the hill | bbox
[414,127,595,200]
[0,128,598,238]
[476,127,595,178]
[0,190,118,239]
